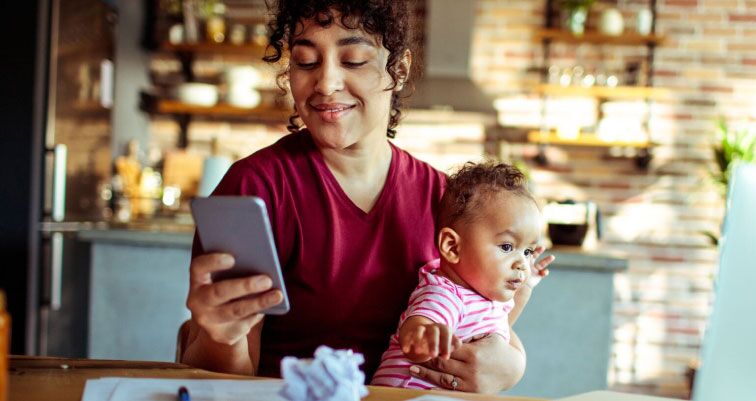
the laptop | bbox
[558,165,756,401]
[692,164,756,401]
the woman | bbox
[182,0,552,393]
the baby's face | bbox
[454,193,542,302]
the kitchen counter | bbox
[77,223,627,398]
[78,222,627,272]
[78,222,194,247]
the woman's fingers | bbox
[210,289,282,322]
[409,359,467,391]
[198,274,274,307]
[189,253,235,288]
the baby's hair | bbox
[438,161,536,232]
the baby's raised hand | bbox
[526,246,555,290]
[400,322,462,363]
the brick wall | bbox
[474,0,755,398]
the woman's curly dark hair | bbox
[263,0,413,138]
[438,161,536,231]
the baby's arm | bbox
[399,316,462,363]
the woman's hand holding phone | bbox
[186,252,284,346]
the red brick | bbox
[700,85,733,93]
[664,0,699,6]
[744,58,756,66]
[729,13,756,22]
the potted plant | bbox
[711,118,756,196]
[560,0,596,36]
[703,118,755,244]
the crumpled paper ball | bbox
[279,345,369,401]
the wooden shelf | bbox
[140,91,290,121]
[528,131,649,148]
[535,84,671,100]
[153,99,289,121]
[61,101,111,116]
[534,28,665,46]
[159,42,268,58]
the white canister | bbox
[198,155,232,197]
[636,8,654,36]
[599,8,624,36]
[169,24,184,44]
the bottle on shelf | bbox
[0,289,10,401]
[205,2,227,43]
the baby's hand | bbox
[400,323,462,363]
[526,246,555,290]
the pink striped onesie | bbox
[370,259,514,389]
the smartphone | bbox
[190,196,290,315]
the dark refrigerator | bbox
[25,0,116,356]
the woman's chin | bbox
[309,127,357,150]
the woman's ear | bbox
[394,49,412,91]
[438,227,461,264]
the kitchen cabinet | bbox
[79,227,193,362]
[531,0,666,168]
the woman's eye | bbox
[343,61,367,68]
[499,243,513,252]
[296,62,317,69]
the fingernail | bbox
[257,276,272,289]
[409,365,420,374]
[222,254,235,265]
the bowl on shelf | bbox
[226,86,262,109]
[175,83,218,107]
[224,66,261,87]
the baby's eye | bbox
[524,248,535,257]
[499,243,513,252]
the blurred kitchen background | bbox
[2,0,755,399]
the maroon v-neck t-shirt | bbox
[192,130,446,379]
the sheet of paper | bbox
[81,377,288,401]
[557,390,680,401]
[404,395,468,401]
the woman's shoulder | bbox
[235,131,313,170]
[215,131,313,196]
[390,142,447,184]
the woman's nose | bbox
[314,60,344,95]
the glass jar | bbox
[0,290,10,401]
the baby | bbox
[371,161,550,390]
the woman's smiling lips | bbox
[311,102,356,123]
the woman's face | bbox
[288,15,406,150]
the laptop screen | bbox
[693,164,756,401]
